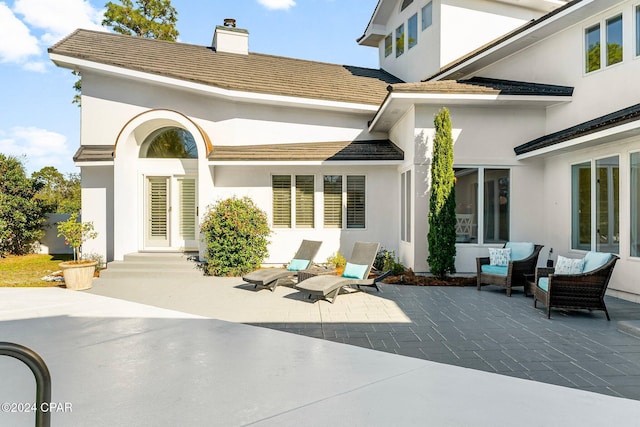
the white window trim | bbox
[271,174,316,230]
[583,10,626,76]
[634,3,640,59]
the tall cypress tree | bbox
[427,107,457,279]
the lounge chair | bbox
[533,252,619,320]
[476,242,543,297]
[295,242,385,303]
[242,240,322,291]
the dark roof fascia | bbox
[390,77,574,96]
[424,0,583,81]
[515,103,640,155]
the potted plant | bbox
[57,213,98,290]
[326,252,347,276]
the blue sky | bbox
[0,0,379,175]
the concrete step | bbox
[98,252,204,280]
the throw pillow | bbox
[286,259,310,271]
[555,255,584,275]
[342,262,369,279]
[489,248,511,266]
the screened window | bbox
[272,175,291,228]
[140,127,197,158]
[401,170,412,242]
[324,176,342,228]
[422,2,433,30]
[296,175,314,228]
[384,34,393,57]
[585,24,601,73]
[631,153,640,256]
[396,24,405,57]
[572,158,619,253]
[347,176,366,229]
[454,168,509,244]
[606,14,623,66]
[408,14,418,49]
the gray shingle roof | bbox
[209,140,404,161]
[390,77,573,96]
[515,103,640,155]
[49,29,403,106]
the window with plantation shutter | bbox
[272,175,291,227]
[148,177,168,240]
[296,175,314,228]
[179,178,196,240]
[347,176,366,229]
[323,175,342,228]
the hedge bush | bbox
[200,197,271,277]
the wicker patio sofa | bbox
[533,252,619,320]
[476,242,543,297]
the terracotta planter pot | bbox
[59,260,98,291]
[335,267,345,276]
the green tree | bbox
[32,166,81,214]
[200,197,271,277]
[0,155,48,256]
[73,0,179,105]
[427,108,457,279]
[102,0,179,40]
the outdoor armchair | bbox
[533,252,619,320]
[476,242,543,297]
[242,240,322,291]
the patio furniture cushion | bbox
[582,252,612,273]
[505,242,535,261]
[537,277,549,291]
[287,259,310,271]
[555,256,584,275]
[342,262,368,279]
[489,248,511,266]
[481,264,508,276]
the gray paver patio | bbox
[85,262,640,401]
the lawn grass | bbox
[0,254,74,287]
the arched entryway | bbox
[112,109,212,257]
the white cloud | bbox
[0,126,75,174]
[14,0,104,45]
[0,2,40,63]
[257,0,296,10]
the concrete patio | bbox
[2,254,640,425]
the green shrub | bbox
[200,197,271,277]
[374,248,406,275]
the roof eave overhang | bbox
[209,160,403,166]
[516,120,640,160]
[74,161,113,167]
[49,53,379,114]
[369,92,572,132]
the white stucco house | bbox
[49,0,640,301]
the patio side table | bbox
[297,265,337,283]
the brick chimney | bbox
[212,18,249,55]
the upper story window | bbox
[408,13,418,49]
[606,14,623,66]
[384,34,393,57]
[422,2,433,30]
[636,5,640,56]
[396,24,405,57]
[585,13,624,73]
[139,127,197,158]
[401,0,413,11]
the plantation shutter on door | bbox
[323,175,342,228]
[272,175,291,227]
[148,177,168,240]
[296,175,314,228]
[179,178,197,240]
[347,176,366,228]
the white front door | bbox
[145,176,198,250]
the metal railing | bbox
[0,342,51,427]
